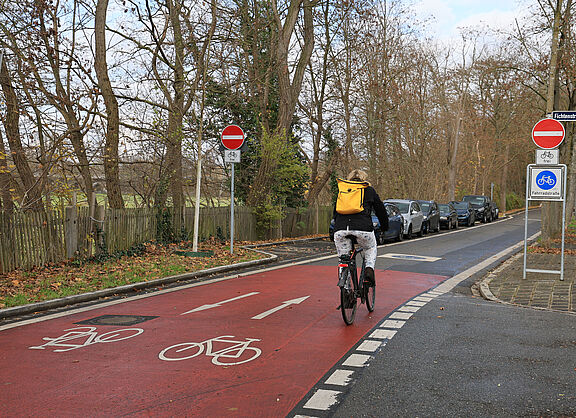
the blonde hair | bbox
[347,169,369,182]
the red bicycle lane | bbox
[0,264,447,416]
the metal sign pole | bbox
[523,165,530,280]
[230,162,235,254]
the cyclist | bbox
[332,169,388,286]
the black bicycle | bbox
[337,237,375,325]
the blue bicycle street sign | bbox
[527,165,565,200]
[535,170,556,190]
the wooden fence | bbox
[0,205,332,274]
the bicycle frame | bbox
[338,243,366,301]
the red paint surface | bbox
[0,266,446,416]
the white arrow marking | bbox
[251,296,310,320]
[181,292,259,315]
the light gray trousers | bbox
[333,230,377,269]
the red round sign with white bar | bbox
[531,118,565,149]
[221,125,245,150]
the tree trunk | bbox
[95,0,124,209]
[0,56,44,210]
[541,0,564,242]
[0,129,14,211]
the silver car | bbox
[385,199,424,239]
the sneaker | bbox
[365,267,375,286]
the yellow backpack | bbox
[336,178,369,215]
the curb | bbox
[0,249,278,320]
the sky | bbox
[411,0,531,42]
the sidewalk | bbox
[480,251,576,313]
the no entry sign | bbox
[532,118,565,149]
[221,125,245,150]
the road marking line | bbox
[397,305,420,313]
[378,253,442,262]
[251,296,310,320]
[413,296,433,302]
[389,312,413,320]
[370,329,397,339]
[325,369,355,386]
[181,292,259,315]
[381,320,406,329]
[406,300,427,307]
[342,354,371,367]
[303,389,341,410]
[357,339,385,352]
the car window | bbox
[463,196,485,205]
[391,202,409,213]
[452,202,468,210]
[413,202,421,211]
[420,202,430,212]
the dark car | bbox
[450,201,476,226]
[438,203,458,229]
[329,204,403,244]
[417,200,441,234]
[462,195,495,223]
[380,202,404,243]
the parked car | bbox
[417,200,441,234]
[438,203,458,229]
[381,203,404,243]
[450,201,476,227]
[385,199,424,239]
[462,195,496,223]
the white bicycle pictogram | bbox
[537,175,556,186]
[28,326,144,352]
[158,335,262,366]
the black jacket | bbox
[333,186,389,233]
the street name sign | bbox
[221,125,245,150]
[552,111,576,122]
[531,118,565,149]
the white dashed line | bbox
[325,369,355,386]
[413,296,433,302]
[370,328,397,339]
[342,354,371,367]
[303,389,341,410]
[406,300,427,307]
[357,339,385,352]
[389,311,413,320]
[397,305,421,313]
[381,319,406,329]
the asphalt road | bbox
[291,210,576,417]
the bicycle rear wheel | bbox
[364,281,375,312]
[339,268,357,325]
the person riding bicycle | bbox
[332,169,388,286]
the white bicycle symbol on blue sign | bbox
[536,171,557,189]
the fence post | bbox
[65,206,78,259]
[94,205,106,255]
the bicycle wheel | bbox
[96,328,144,343]
[339,268,357,325]
[159,342,203,361]
[212,347,262,366]
[364,280,376,312]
